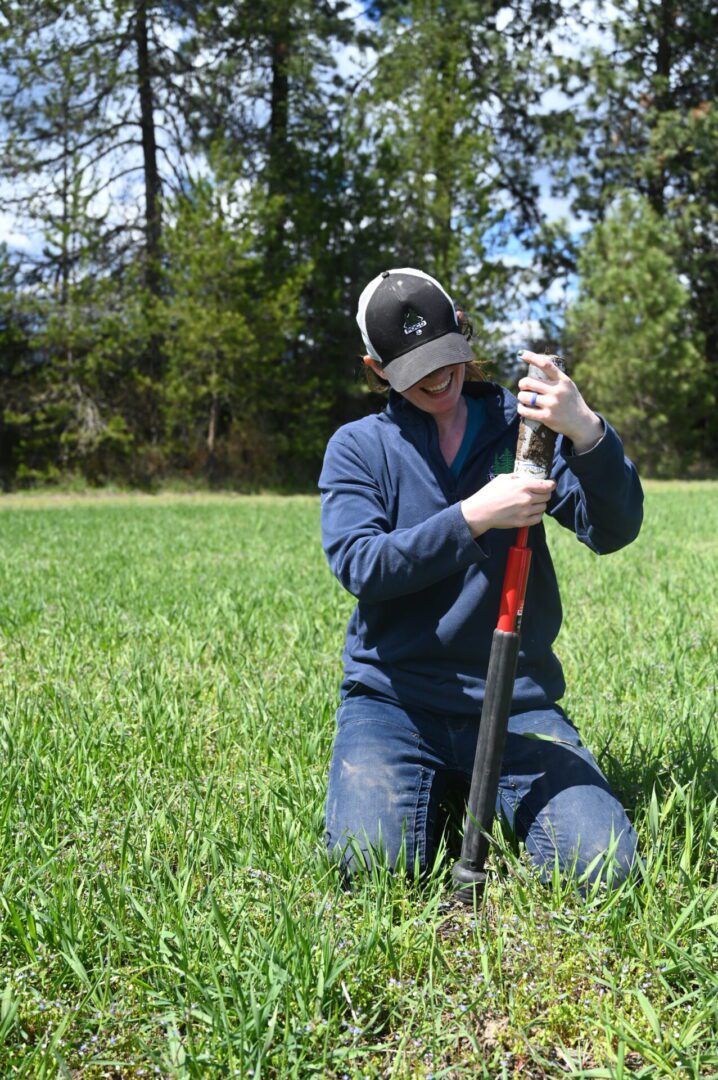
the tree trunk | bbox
[434,49,456,288]
[269,27,290,197]
[207,392,219,457]
[268,15,291,260]
[206,391,221,483]
[58,100,70,310]
[134,0,165,415]
[647,0,675,214]
[134,0,162,299]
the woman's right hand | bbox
[461,473,556,538]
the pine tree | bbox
[158,180,313,485]
[0,1,202,371]
[565,195,709,476]
[344,0,567,367]
[0,0,214,478]
[545,0,718,462]
[179,1,362,402]
[0,247,34,487]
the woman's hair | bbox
[361,308,488,394]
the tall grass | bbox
[0,486,715,1078]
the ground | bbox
[0,485,715,1077]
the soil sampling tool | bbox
[451,354,565,906]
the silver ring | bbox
[529,391,538,407]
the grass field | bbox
[0,485,716,1078]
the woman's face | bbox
[365,358,466,416]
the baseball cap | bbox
[356,267,474,392]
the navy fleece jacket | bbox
[319,380,643,716]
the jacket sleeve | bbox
[548,417,644,553]
[319,430,490,603]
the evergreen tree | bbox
[546,0,718,460]
[346,0,567,370]
[3,5,139,278]
[0,1,202,372]
[158,180,315,485]
[0,247,35,488]
[179,1,367,423]
[565,194,709,476]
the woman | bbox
[319,267,642,887]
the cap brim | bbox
[384,332,475,392]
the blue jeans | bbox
[325,686,637,886]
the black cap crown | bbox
[357,268,473,392]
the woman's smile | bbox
[403,363,465,422]
[421,371,453,395]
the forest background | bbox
[0,0,716,490]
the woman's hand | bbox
[461,473,556,538]
[516,351,603,453]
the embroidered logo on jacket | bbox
[489,447,514,480]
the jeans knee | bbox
[577,824,639,888]
[325,827,422,884]
[524,799,639,889]
[605,828,638,883]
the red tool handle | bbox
[496,525,532,633]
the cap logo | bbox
[403,307,427,337]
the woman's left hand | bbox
[516,351,604,454]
